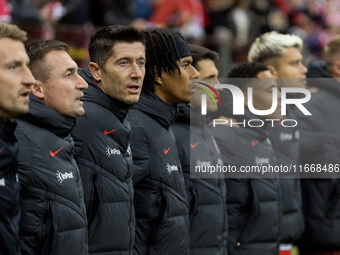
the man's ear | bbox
[155,76,162,86]
[154,66,162,85]
[31,80,44,99]
[88,62,102,83]
[267,65,278,77]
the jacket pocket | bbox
[87,174,99,226]
[149,188,189,254]
[37,200,54,255]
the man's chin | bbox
[74,108,86,118]
[12,105,29,117]
[207,104,218,113]
[122,95,141,105]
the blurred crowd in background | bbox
[2,0,340,73]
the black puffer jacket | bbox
[0,117,20,255]
[297,60,340,252]
[15,95,88,255]
[172,104,228,255]
[268,112,304,244]
[212,89,281,255]
[214,124,281,255]
[299,60,340,165]
[72,69,134,254]
[128,92,189,255]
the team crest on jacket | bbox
[106,145,121,157]
[166,163,179,174]
[56,171,74,184]
[255,157,270,165]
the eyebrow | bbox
[63,67,76,74]
[204,74,218,79]
[289,59,301,64]
[266,84,277,89]
[6,59,28,66]
[115,56,146,62]
[181,60,192,65]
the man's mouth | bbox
[127,84,141,94]
[20,90,30,101]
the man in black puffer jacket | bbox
[16,40,88,254]
[297,36,340,255]
[172,44,228,255]
[127,29,199,255]
[248,32,307,254]
[213,63,281,255]
[72,25,146,254]
[0,23,35,255]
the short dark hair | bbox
[89,25,145,68]
[228,62,268,78]
[189,44,218,70]
[26,40,68,82]
[228,62,269,90]
[143,28,182,93]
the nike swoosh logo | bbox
[104,129,117,135]
[164,147,171,155]
[0,147,4,154]
[190,142,199,149]
[251,140,259,146]
[50,147,63,157]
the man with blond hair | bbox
[0,22,35,255]
[248,31,307,86]
[248,31,307,255]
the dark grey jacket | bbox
[128,92,190,255]
[16,95,88,255]
[72,69,135,254]
[173,105,228,255]
[214,125,281,255]
[0,117,21,255]
[298,60,340,252]
[268,111,304,244]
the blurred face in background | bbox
[0,38,35,118]
[266,47,307,88]
[155,56,199,104]
[190,58,219,112]
[245,70,282,120]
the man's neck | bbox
[154,87,175,105]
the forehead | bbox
[178,56,193,64]
[197,59,218,77]
[44,50,77,72]
[280,47,302,62]
[111,42,145,59]
[45,50,76,68]
[0,38,28,63]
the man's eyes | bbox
[138,61,145,67]
[8,63,19,70]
